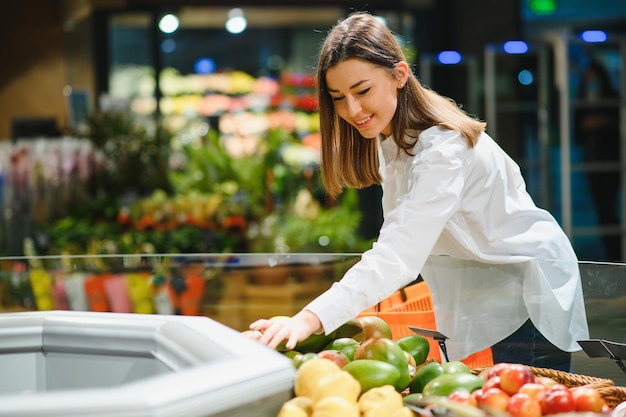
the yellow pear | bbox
[358,384,404,417]
[392,406,418,417]
[285,397,313,414]
[312,396,359,417]
[277,397,313,417]
[276,402,309,417]
[294,358,342,398]
[310,370,360,405]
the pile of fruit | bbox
[465,362,611,416]
[266,315,618,417]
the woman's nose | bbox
[346,96,361,117]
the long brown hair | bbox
[316,12,486,198]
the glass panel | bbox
[577,261,626,385]
[0,253,623,386]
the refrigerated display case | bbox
[0,309,295,417]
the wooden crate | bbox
[207,302,246,331]
[218,270,249,301]
[241,279,330,324]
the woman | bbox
[251,12,589,370]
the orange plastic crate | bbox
[357,281,493,368]
[357,310,493,368]
[461,348,493,368]
[360,281,433,314]
[387,282,434,313]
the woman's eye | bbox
[358,88,371,95]
[332,96,344,102]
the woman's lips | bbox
[355,115,373,128]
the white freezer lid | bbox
[0,310,295,417]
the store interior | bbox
[1,0,625,260]
[0,1,625,413]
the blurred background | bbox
[0,0,624,263]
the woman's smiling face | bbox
[326,58,407,139]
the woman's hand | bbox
[250,309,323,350]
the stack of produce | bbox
[253,315,626,417]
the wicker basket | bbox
[613,398,626,416]
[414,357,437,372]
[596,385,626,408]
[527,366,615,390]
[472,365,626,408]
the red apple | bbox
[540,384,576,415]
[448,389,478,407]
[316,349,349,368]
[478,387,511,412]
[518,382,547,402]
[476,368,491,381]
[470,389,483,404]
[572,387,607,413]
[500,364,535,395]
[487,362,511,379]
[507,392,543,417]
[482,376,502,391]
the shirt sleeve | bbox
[305,130,469,334]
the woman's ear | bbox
[395,61,410,88]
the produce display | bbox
[244,315,626,417]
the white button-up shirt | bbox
[305,125,589,359]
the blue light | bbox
[581,30,607,43]
[503,41,529,54]
[518,69,534,86]
[161,39,176,53]
[437,51,462,65]
[194,58,216,74]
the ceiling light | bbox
[159,13,179,34]
[226,8,247,34]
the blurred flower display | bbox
[29,69,372,257]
